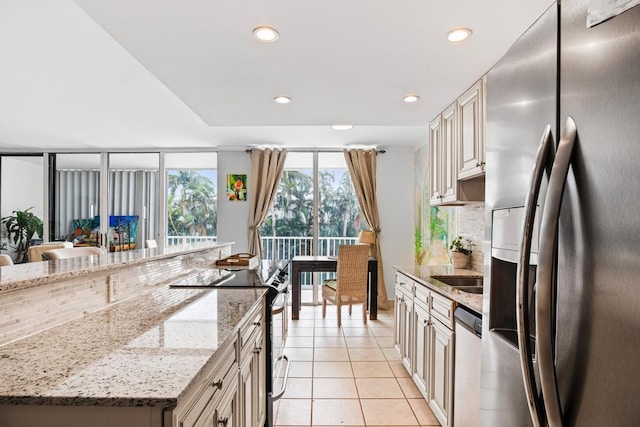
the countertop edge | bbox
[393,265,483,315]
[0,241,235,294]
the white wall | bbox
[377,149,414,299]
[1,156,44,220]
[216,151,251,252]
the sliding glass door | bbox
[261,151,364,305]
[107,153,159,252]
[0,154,45,262]
[53,153,101,245]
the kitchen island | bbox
[0,242,233,346]
[0,283,267,426]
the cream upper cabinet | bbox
[429,101,458,206]
[457,77,486,180]
[428,116,443,205]
[428,76,486,206]
[441,102,458,203]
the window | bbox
[165,153,218,246]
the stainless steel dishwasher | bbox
[453,306,482,427]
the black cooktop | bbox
[170,260,289,289]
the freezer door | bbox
[556,1,640,426]
[481,4,558,427]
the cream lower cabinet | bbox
[395,272,455,427]
[413,302,430,395]
[394,274,415,372]
[428,317,454,427]
[239,319,266,427]
[173,302,266,427]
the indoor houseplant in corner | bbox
[449,235,472,269]
[1,207,43,263]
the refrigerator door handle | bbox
[536,116,577,427]
[517,124,554,427]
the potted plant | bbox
[449,235,472,269]
[1,207,43,263]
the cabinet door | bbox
[428,319,454,427]
[394,289,404,352]
[215,380,239,427]
[240,332,265,427]
[457,78,485,179]
[394,285,413,374]
[401,295,414,373]
[429,115,443,205]
[413,304,430,397]
[441,102,458,203]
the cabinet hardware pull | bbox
[218,416,229,426]
[253,321,262,326]
[212,379,223,390]
[254,346,263,354]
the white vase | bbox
[451,252,469,269]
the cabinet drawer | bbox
[177,338,238,427]
[414,284,430,311]
[430,292,456,329]
[240,304,264,350]
[395,273,415,296]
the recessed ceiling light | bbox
[253,26,279,42]
[447,27,472,42]
[332,125,353,130]
[403,94,420,103]
[273,95,292,104]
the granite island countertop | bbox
[394,265,483,314]
[0,241,234,294]
[0,285,266,408]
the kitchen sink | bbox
[430,275,483,288]
[452,286,483,294]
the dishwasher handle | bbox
[454,307,482,337]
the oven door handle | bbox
[517,124,554,427]
[271,354,291,401]
[271,288,289,315]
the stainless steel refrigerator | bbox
[481,1,640,426]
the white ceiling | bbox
[0,0,553,152]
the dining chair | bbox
[0,254,14,266]
[321,244,370,327]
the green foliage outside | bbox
[167,170,217,237]
[260,169,365,239]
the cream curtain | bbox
[248,148,287,259]
[344,149,389,309]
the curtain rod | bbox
[244,149,386,154]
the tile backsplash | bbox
[457,202,485,272]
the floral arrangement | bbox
[449,235,473,256]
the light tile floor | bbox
[274,304,440,427]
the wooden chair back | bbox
[335,244,370,300]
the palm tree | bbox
[167,170,217,237]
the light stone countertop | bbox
[0,285,265,408]
[0,241,233,293]
[393,265,483,314]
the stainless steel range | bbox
[171,261,290,427]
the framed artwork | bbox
[108,215,139,252]
[227,174,247,201]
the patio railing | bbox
[165,235,358,289]
[261,236,359,287]
[166,235,218,246]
